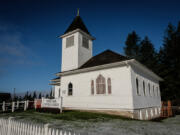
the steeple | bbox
[77,8,79,16]
[60,10,94,72]
[64,11,91,36]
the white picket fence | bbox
[0,118,80,135]
[0,101,29,113]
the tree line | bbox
[12,89,54,101]
[124,22,180,102]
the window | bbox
[148,83,151,96]
[143,81,146,96]
[66,36,74,48]
[156,87,158,96]
[59,88,61,97]
[153,85,155,96]
[68,83,73,96]
[91,80,94,95]
[136,78,140,95]
[96,74,106,94]
[82,37,89,49]
[107,78,111,94]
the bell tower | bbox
[60,10,95,72]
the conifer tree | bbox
[124,31,140,59]
[38,93,42,99]
[139,36,158,72]
[158,23,180,100]
[33,91,37,99]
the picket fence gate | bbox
[0,118,80,135]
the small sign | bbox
[41,98,61,109]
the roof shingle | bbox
[79,50,130,69]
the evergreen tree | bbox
[33,91,37,99]
[24,91,29,100]
[46,94,49,98]
[139,36,158,72]
[28,94,32,100]
[124,31,140,59]
[38,93,42,99]
[158,23,180,100]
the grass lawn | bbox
[0,110,180,135]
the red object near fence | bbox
[161,100,173,118]
[35,99,42,109]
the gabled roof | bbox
[79,50,130,69]
[64,15,90,35]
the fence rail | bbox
[0,118,80,135]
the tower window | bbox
[68,83,73,96]
[66,36,74,48]
[82,37,89,49]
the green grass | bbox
[0,109,131,123]
[1,110,180,135]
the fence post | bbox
[60,96,63,113]
[2,101,5,112]
[24,101,27,111]
[12,102,15,112]
[44,124,49,135]
[34,99,37,110]
[167,100,172,117]
[7,117,13,135]
[17,101,19,109]
[26,100,29,109]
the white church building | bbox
[50,12,163,120]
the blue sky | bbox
[0,0,180,94]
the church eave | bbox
[56,60,131,76]
[56,59,163,82]
[59,29,95,40]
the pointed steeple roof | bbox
[64,15,91,35]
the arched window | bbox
[91,80,94,95]
[136,78,140,95]
[107,78,111,94]
[143,81,146,96]
[156,87,158,96]
[96,74,106,94]
[153,85,155,97]
[148,83,151,96]
[59,88,61,97]
[68,83,73,96]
